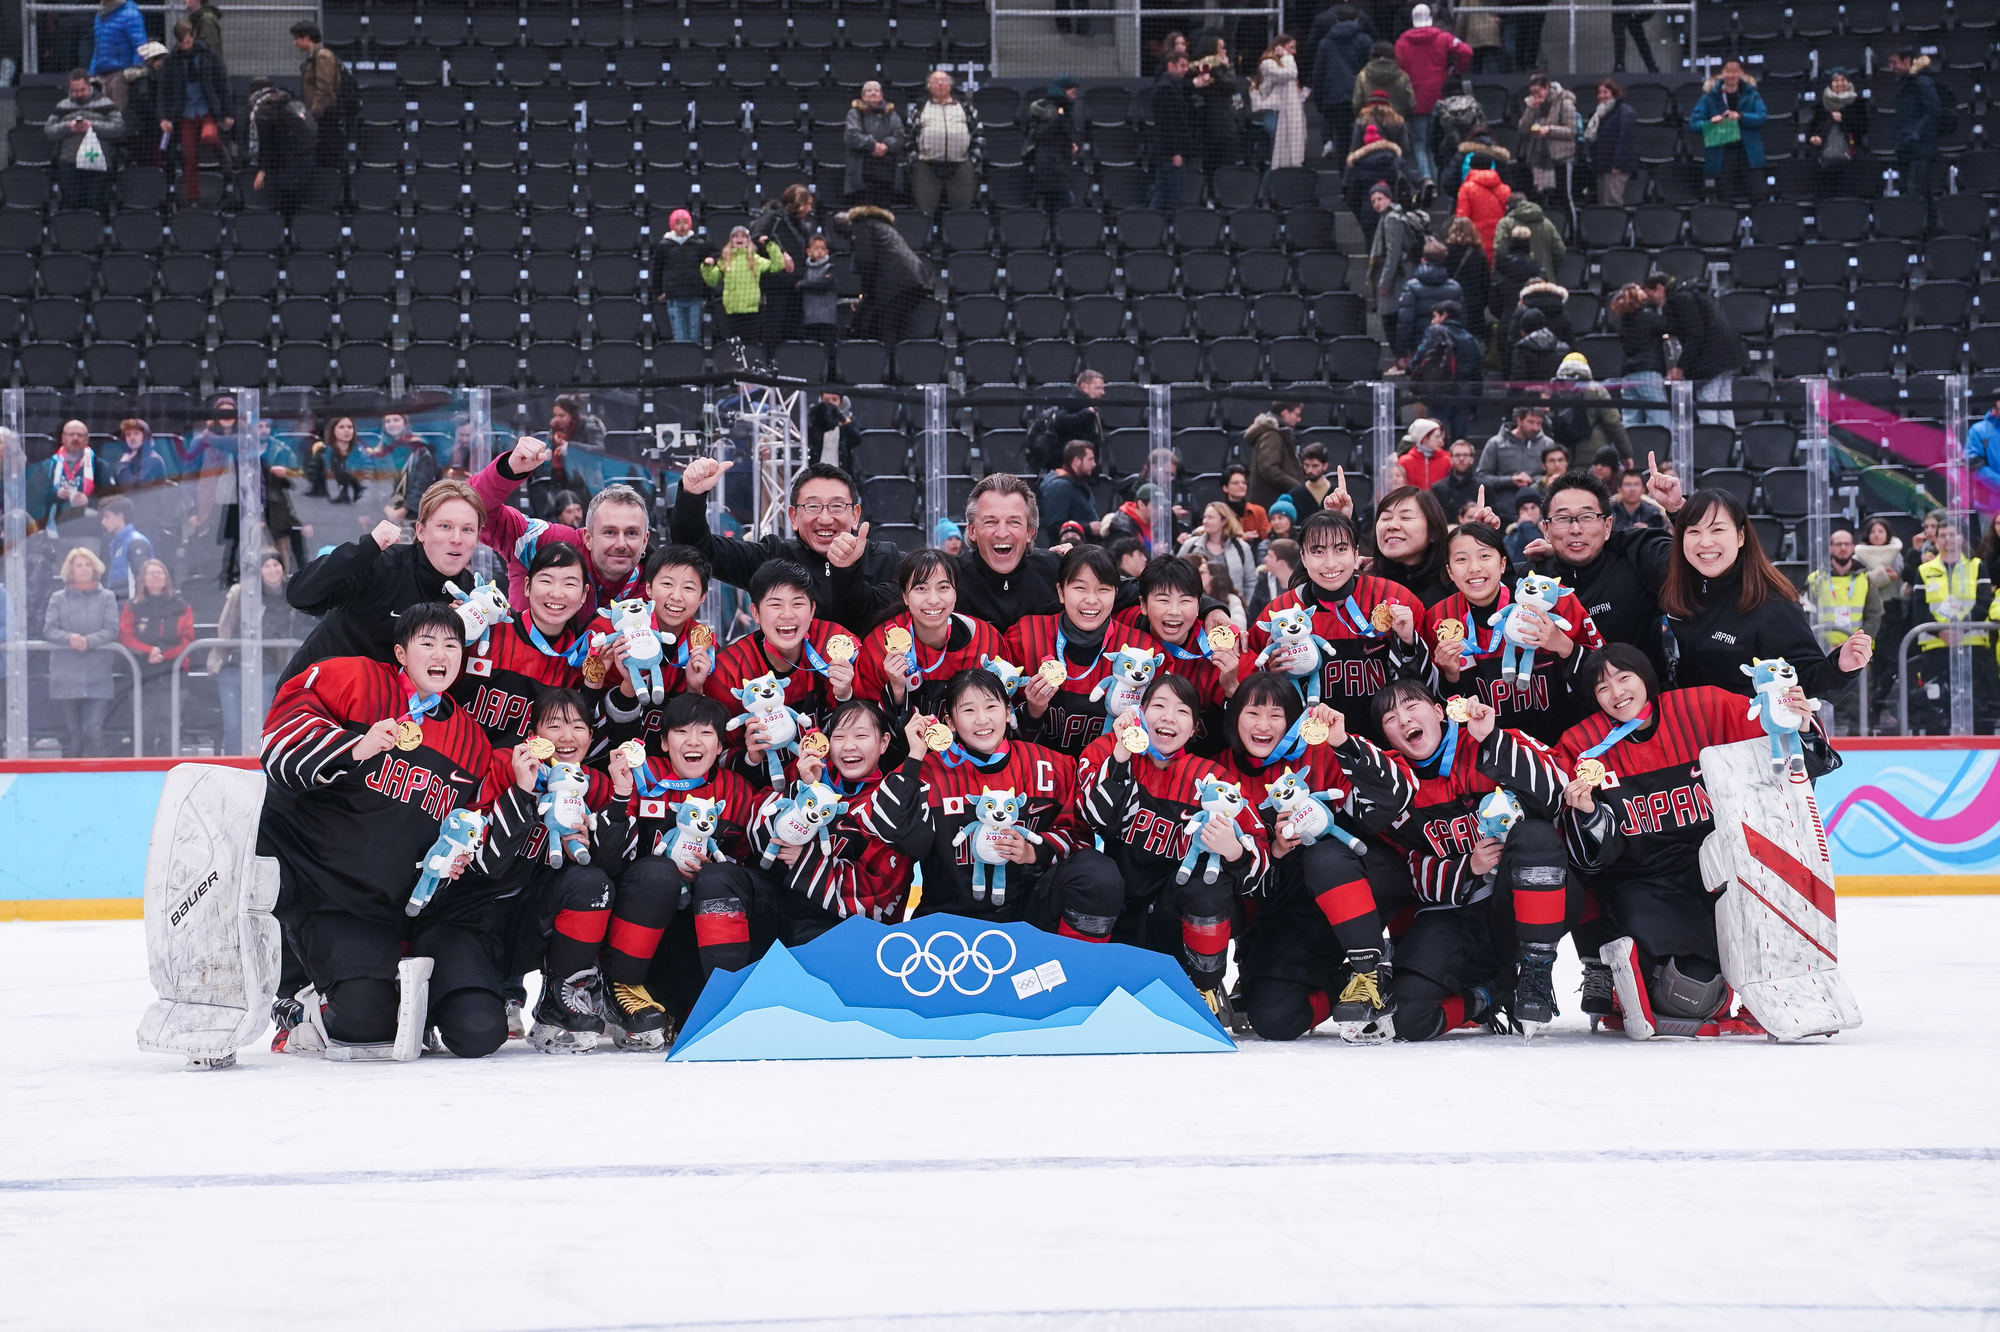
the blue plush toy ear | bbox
[1151,652,1165,668]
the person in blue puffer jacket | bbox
[90,0,151,108]
[1966,386,2000,499]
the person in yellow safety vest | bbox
[1808,527,1885,733]
[1908,524,1999,735]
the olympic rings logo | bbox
[876,929,1019,998]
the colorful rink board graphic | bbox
[668,914,1237,1061]
[1,747,1996,920]
[1816,739,2000,894]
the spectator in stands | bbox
[1806,69,1868,198]
[1180,502,1258,606]
[935,519,965,555]
[1247,400,1306,509]
[1027,370,1107,474]
[1190,39,1241,183]
[1395,5,1471,183]
[1264,496,1298,547]
[1367,180,1427,333]
[1394,239,1463,356]
[291,20,343,174]
[120,558,193,755]
[799,236,839,343]
[1859,517,1908,710]
[1967,387,2000,494]
[184,0,221,59]
[1586,79,1639,206]
[1220,465,1269,540]
[98,497,154,599]
[1889,51,1942,217]
[1351,41,1412,119]
[1505,495,1543,562]
[908,69,983,218]
[1496,192,1565,284]
[1284,442,1333,517]
[1101,484,1158,551]
[832,207,929,346]
[1110,537,1149,585]
[1812,527,1885,732]
[33,419,114,536]
[1547,351,1631,461]
[1347,146,1403,241]
[1397,419,1451,492]
[525,396,603,520]
[550,491,584,528]
[1610,467,1665,531]
[1026,75,1080,219]
[1247,536,1297,623]
[1201,557,1249,631]
[211,548,298,755]
[1642,271,1746,428]
[1149,51,1197,212]
[126,41,168,166]
[313,415,363,505]
[111,419,166,490]
[1518,73,1578,206]
[45,547,119,757]
[1256,35,1309,171]
[90,0,147,108]
[651,209,713,345]
[157,19,232,205]
[1311,6,1371,157]
[1918,511,1942,565]
[1411,301,1486,440]
[1440,217,1491,342]
[1687,58,1766,202]
[246,82,316,220]
[46,70,124,214]
[1477,406,1552,520]
[752,184,819,345]
[1507,307,1569,382]
[1589,445,1623,487]
[702,226,787,345]
[1039,440,1101,548]
[1607,282,1670,428]
[843,81,904,209]
[808,392,860,474]
[1452,149,1511,257]
[386,436,439,530]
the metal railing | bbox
[170,636,303,759]
[1896,622,1990,740]
[17,639,143,755]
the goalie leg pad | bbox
[1601,936,1657,1040]
[391,956,434,1062]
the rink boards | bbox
[1,743,1996,919]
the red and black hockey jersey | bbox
[1001,614,1162,759]
[1244,575,1426,742]
[622,760,758,865]
[1112,607,1232,757]
[1077,733,1270,899]
[916,739,1087,921]
[1418,585,1604,744]
[704,620,843,762]
[595,609,715,761]
[1555,685,1770,885]
[450,617,589,747]
[260,656,502,923]
[750,759,934,921]
[851,611,1004,721]
[434,751,630,924]
[1209,740,1356,843]
[1375,723,1566,905]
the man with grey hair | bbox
[906,68,983,216]
[955,473,1063,624]
[469,437,655,619]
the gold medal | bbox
[523,736,556,762]
[1445,697,1472,724]
[687,623,715,650]
[1120,724,1150,754]
[923,721,955,753]
[1037,658,1067,688]
[1371,602,1397,632]
[799,730,830,758]
[615,740,648,770]
[1206,624,1236,654]
[1576,758,1607,788]
[883,625,913,656]
[1435,618,1466,645]
[581,654,608,688]
[395,720,424,751]
[1300,716,1331,746]
[825,634,857,664]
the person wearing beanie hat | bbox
[1026,75,1079,218]
[1591,444,1625,485]
[651,206,715,343]
[1395,2,1472,182]
[1397,418,1452,492]
[934,519,964,555]
[1544,348,1631,461]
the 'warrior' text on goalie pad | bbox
[1698,738,1863,1042]
[136,764,281,1065]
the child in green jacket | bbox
[702,226,789,344]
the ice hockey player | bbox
[1005,545,1163,760]
[704,559,853,777]
[450,543,593,747]
[1114,555,1242,757]
[1210,672,1416,1041]
[1367,678,1574,1039]
[596,545,719,761]
[917,666,1126,936]
[260,602,508,1059]
[688,700,933,976]
[1079,673,1270,1011]
[851,547,1004,723]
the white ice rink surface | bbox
[2,898,1995,1332]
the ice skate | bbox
[603,981,672,1051]
[1579,960,1614,1030]
[270,993,305,1054]
[505,998,527,1041]
[529,967,605,1054]
[1201,983,1246,1035]
[1512,943,1559,1040]
[1332,950,1395,1044]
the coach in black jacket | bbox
[280,513,475,685]
[954,473,1063,625]
[1530,472,1676,680]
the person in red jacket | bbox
[119,558,194,756]
[1453,149,1512,257]
[1395,418,1452,492]
[1394,4,1473,182]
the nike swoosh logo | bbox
[450,771,474,785]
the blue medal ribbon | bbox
[1579,707,1651,760]
[632,762,710,798]
[903,618,951,685]
[942,739,1010,770]
[401,676,443,726]
[797,636,833,677]
[1122,715,1176,764]
[1254,710,1313,768]
[1158,626,1212,661]
[524,618,593,667]
[1336,595,1385,638]
[1415,719,1460,778]
[1053,621,1101,682]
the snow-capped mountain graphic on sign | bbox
[668,913,1236,1061]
